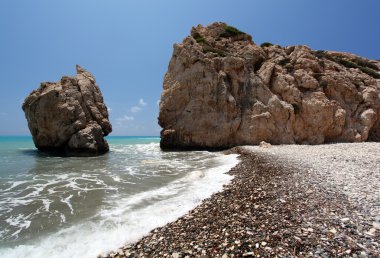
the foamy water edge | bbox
[0,152,239,258]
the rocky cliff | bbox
[159,22,380,149]
[22,65,112,156]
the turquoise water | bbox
[0,136,238,257]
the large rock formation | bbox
[159,22,380,149]
[22,65,112,156]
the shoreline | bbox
[106,143,380,257]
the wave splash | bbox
[0,142,239,258]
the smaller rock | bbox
[22,65,112,156]
[260,141,272,148]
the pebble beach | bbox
[107,143,380,257]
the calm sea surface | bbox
[0,136,238,257]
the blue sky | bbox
[0,0,379,136]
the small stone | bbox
[294,236,301,241]
[365,228,376,236]
[260,141,271,148]
[340,218,350,223]
[373,222,380,229]
[261,241,267,246]
[97,252,107,258]
[222,254,228,258]
[243,252,254,256]
[172,253,179,258]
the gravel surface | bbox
[245,142,380,221]
[105,143,380,257]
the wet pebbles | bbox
[106,144,379,257]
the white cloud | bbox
[156,100,160,106]
[107,107,112,112]
[130,106,141,113]
[117,115,134,123]
[129,98,147,113]
[139,98,147,107]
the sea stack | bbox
[158,22,380,149]
[22,65,112,156]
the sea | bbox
[0,136,239,257]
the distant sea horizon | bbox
[0,135,238,257]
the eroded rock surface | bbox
[22,65,112,156]
[159,22,380,149]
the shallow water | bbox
[0,136,238,257]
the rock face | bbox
[22,65,112,156]
[159,22,380,149]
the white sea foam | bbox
[182,170,205,181]
[61,195,74,215]
[0,152,239,258]
[5,214,32,238]
[2,181,29,191]
[41,199,51,212]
